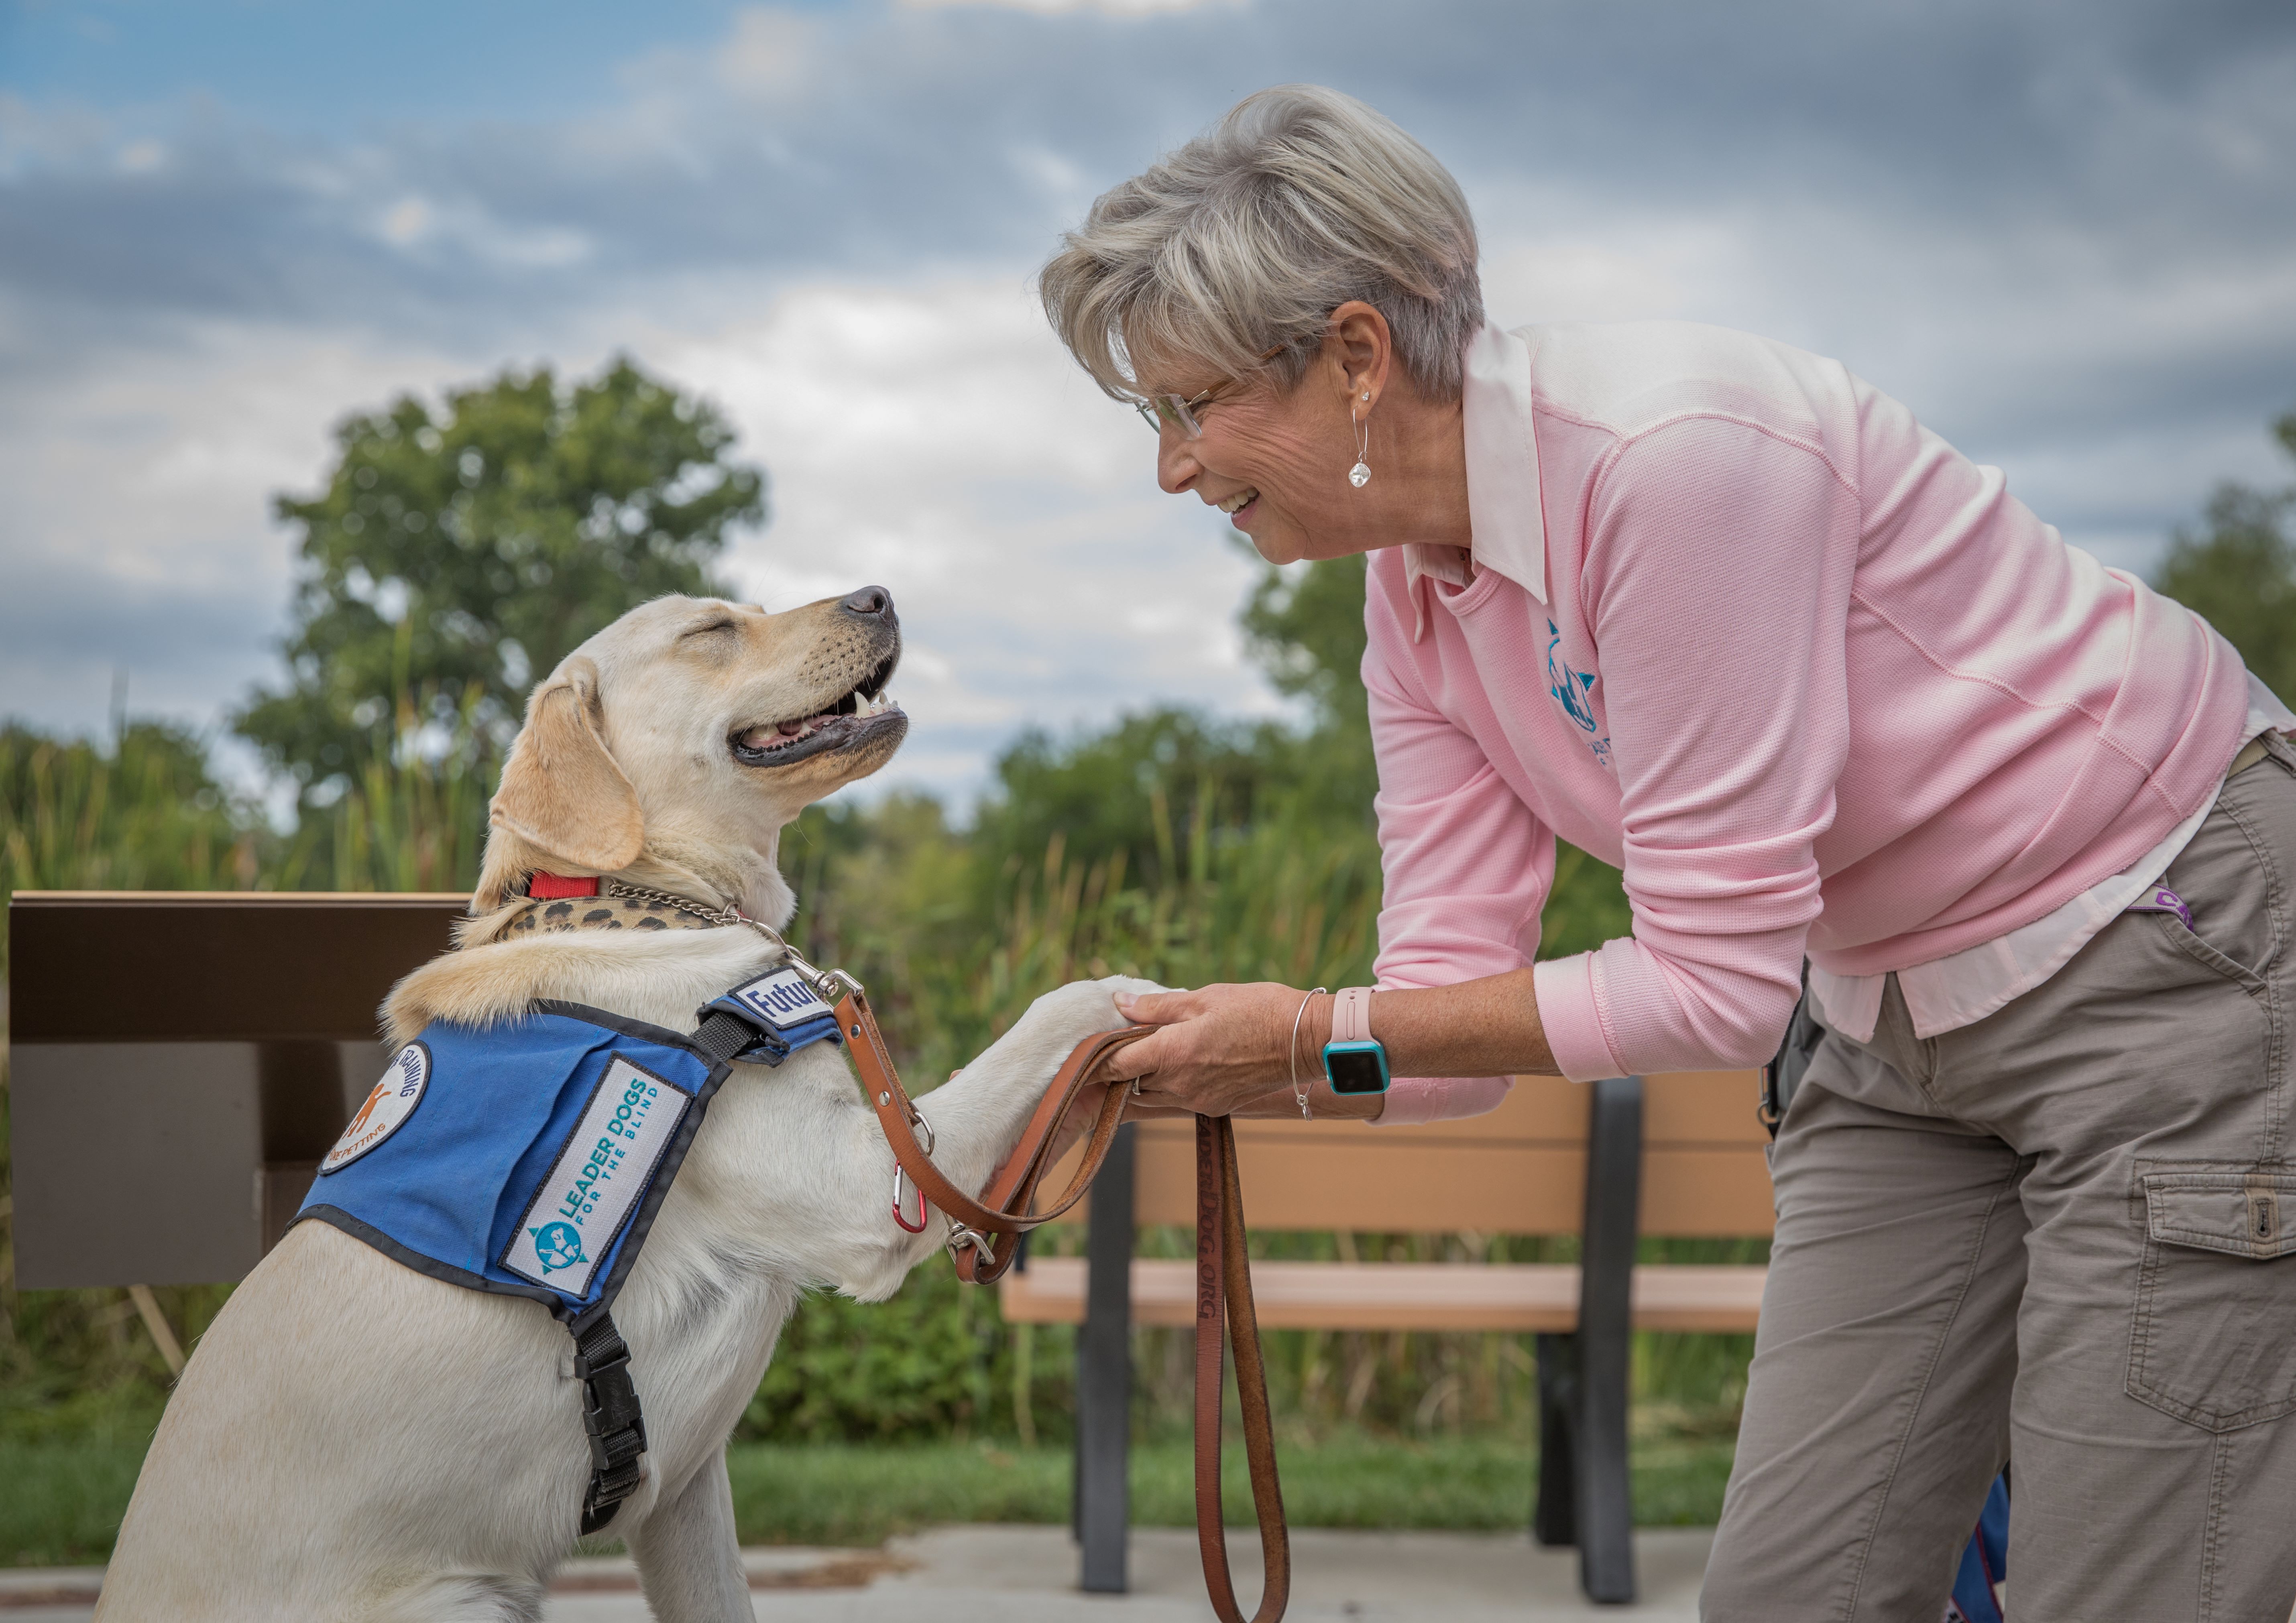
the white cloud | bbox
[0,322,476,738]
[619,274,1282,801]
[379,195,432,247]
[367,191,593,269]
[712,8,822,98]
[0,270,1283,808]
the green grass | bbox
[0,1429,1736,1566]
[0,1438,153,1567]
[684,1431,1736,1552]
[730,1432,1738,1547]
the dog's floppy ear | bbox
[487,656,644,879]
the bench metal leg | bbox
[1075,1122,1135,1593]
[1533,1330,1580,1547]
[1574,1074,1643,1605]
[1533,1079,1642,1600]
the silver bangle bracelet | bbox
[1290,987,1329,1120]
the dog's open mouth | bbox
[729,649,905,770]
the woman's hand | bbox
[1096,968,1561,1119]
[1099,982,1384,1121]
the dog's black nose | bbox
[840,585,895,622]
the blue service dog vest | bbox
[289,965,843,1529]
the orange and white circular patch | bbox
[322,1043,430,1173]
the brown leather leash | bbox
[835,986,1291,1623]
[1192,1111,1292,1623]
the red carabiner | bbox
[892,1163,928,1233]
[891,1108,934,1233]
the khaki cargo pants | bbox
[1705,735,2296,1622]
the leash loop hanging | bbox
[1193,1113,1292,1623]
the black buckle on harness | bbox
[574,1314,647,1536]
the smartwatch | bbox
[1321,986,1392,1096]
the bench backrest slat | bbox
[1034,1072,1776,1238]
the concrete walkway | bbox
[0,1525,1712,1620]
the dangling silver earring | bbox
[1348,392,1372,488]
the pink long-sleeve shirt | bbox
[1369,320,2255,1123]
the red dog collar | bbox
[528,872,600,900]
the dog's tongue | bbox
[739,713,835,750]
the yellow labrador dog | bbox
[98,589,1151,1622]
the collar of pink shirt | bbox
[1400,323,1549,636]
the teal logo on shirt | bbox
[1546,620,1613,768]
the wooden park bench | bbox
[1001,1069,1776,1605]
[8,891,468,1290]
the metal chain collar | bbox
[598,879,860,1006]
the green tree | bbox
[968,709,1304,896]
[2154,409,2296,705]
[1240,549,1371,730]
[234,357,764,802]
[1240,549,1380,818]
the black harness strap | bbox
[691,1009,762,1065]
[575,1315,647,1534]
[566,1007,775,1535]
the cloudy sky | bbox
[4,0,2294,805]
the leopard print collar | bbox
[496,887,730,940]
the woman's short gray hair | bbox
[1041,84,1485,404]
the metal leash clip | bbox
[892,1111,934,1233]
[760,936,863,1009]
[942,1221,994,1267]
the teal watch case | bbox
[1321,1039,1391,1096]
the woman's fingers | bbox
[1113,988,1203,1025]
[1098,981,1310,1119]
[1106,1020,1182,1079]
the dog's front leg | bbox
[627,1447,747,1623]
[709,976,1168,1305]
[904,976,1167,1206]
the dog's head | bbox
[470,588,906,923]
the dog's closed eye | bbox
[680,618,739,645]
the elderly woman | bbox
[1040,84,2296,1620]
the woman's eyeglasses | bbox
[1131,345,1288,438]
[1133,389,1221,437]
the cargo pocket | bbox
[2128,1169,2296,1431]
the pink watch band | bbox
[1332,986,1374,1045]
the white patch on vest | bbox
[321,1043,430,1173]
[501,1055,688,1297]
[727,966,834,1031]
